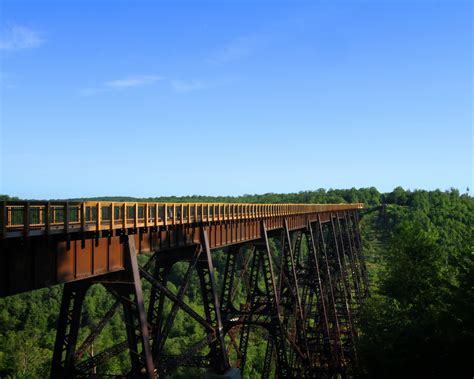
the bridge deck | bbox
[0,201,363,297]
[1,201,362,239]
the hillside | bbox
[0,188,472,378]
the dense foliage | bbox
[357,188,473,378]
[0,188,472,378]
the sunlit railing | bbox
[0,201,363,238]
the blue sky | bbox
[0,0,472,199]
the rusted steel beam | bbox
[155,246,203,355]
[140,267,214,331]
[305,221,335,369]
[0,207,361,298]
[43,204,367,378]
[122,235,155,378]
[50,280,90,378]
[197,227,231,373]
[73,300,121,362]
[328,213,358,368]
[316,214,345,368]
[260,221,291,378]
[51,236,156,379]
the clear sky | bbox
[0,0,472,199]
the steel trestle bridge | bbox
[0,201,369,378]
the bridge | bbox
[0,201,369,378]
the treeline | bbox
[0,187,472,378]
[68,187,381,206]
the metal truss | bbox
[50,210,368,378]
[51,235,154,378]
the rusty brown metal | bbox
[0,199,368,378]
[0,202,363,297]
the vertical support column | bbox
[219,245,239,316]
[51,281,90,378]
[282,219,310,372]
[283,219,304,318]
[148,260,171,361]
[292,231,303,267]
[198,227,230,373]
[259,221,290,378]
[238,247,261,377]
[316,214,345,369]
[329,213,358,366]
[306,221,335,370]
[342,212,362,305]
[261,336,274,379]
[120,235,155,378]
[352,210,369,297]
[348,211,369,298]
[332,214,354,305]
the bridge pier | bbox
[215,215,368,378]
[51,235,155,378]
[140,227,231,377]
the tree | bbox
[359,216,472,378]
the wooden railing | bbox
[0,201,363,238]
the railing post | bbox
[144,203,148,229]
[163,204,167,226]
[96,203,101,233]
[24,202,30,238]
[110,203,114,230]
[65,202,70,235]
[46,202,51,235]
[1,200,6,239]
[39,207,43,227]
[122,204,127,230]
[134,203,138,229]
[51,205,56,225]
[7,204,11,230]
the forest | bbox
[0,187,472,378]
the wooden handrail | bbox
[1,200,363,237]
